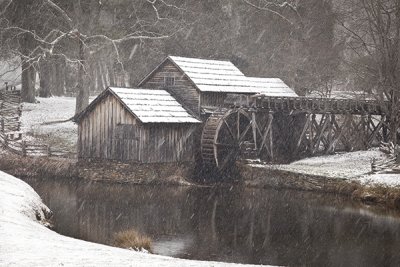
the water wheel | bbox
[201,109,255,172]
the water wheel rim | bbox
[213,109,252,170]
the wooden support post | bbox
[236,110,240,140]
[312,113,330,154]
[22,141,26,156]
[327,114,350,153]
[1,118,3,132]
[47,145,52,157]
[309,113,316,153]
[4,134,8,148]
[362,114,368,149]
[295,113,310,153]
[258,112,272,143]
[269,113,274,160]
[382,115,389,142]
[251,112,257,150]
[367,116,384,146]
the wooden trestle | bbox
[201,96,389,172]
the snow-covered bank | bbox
[21,97,77,150]
[250,149,400,188]
[0,171,268,267]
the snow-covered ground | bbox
[20,97,86,150]
[0,58,21,86]
[0,171,269,267]
[251,149,400,187]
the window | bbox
[165,76,175,87]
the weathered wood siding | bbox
[78,93,198,163]
[78,93,138,160]
[141,61,200,115]
[138,124,198,163]
[200,92,227,107]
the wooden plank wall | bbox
[78,93,198,163]
[200,92,227,107]
[139,124,198,163]
[141,61,200,115]
[78,94,137,160]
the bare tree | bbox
[0,0,186,113]
[242,0,340,95]
[335,0,400,144]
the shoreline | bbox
[1,149,400,211]
[0,171,265,266]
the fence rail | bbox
[0,88,76,158]
[372,142,400,174]
[0,131,75,158]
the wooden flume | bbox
[201,95,389,172]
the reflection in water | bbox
[23,178,400,266]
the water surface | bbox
[24,178,400,266]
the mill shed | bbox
[74,87,201,163]
[138,56,297,115]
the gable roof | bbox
[241,77,298,97]
[74,87,200,124]
[138,55,297,97]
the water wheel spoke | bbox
[201,108,252,173]
[237,111,241,140]
[222,118,236,141]
[239,122,252,143]
[218,149,237,170]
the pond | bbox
[23,177,400,266]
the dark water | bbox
[23,177,400,267]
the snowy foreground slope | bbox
[0,172,269,267]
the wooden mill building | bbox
[74,87,200,163]
[75,56,297,164]
[139,56,297,116]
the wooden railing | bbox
[248,96,388,115]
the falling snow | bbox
[0,171,272,267]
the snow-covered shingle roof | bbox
[109,87,200,124]
[74,87,200,124]
[168,56,245,78]
[242,77,298,97]
[140,56,298,97]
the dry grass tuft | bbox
[113,229,152,252]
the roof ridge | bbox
[169,55,233,64]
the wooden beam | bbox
[252,112,257,150]
[259,112,274,157]
[312,113,330,154]
[295,113,311,152]
[326,114,351,153]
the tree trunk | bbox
[20,34,36,103]
[21,58,36,103]
[107,64,115,86]
[389,94,399,145]
[53,56,66,96]
[39,58,52,98]
[75,38,89,114]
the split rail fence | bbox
[0,88,75,158]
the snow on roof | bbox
[138,56,297,97]
[168,56,297,96]
[195,77,297,96]
[109,87,200,124]
[168,56,245,77]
